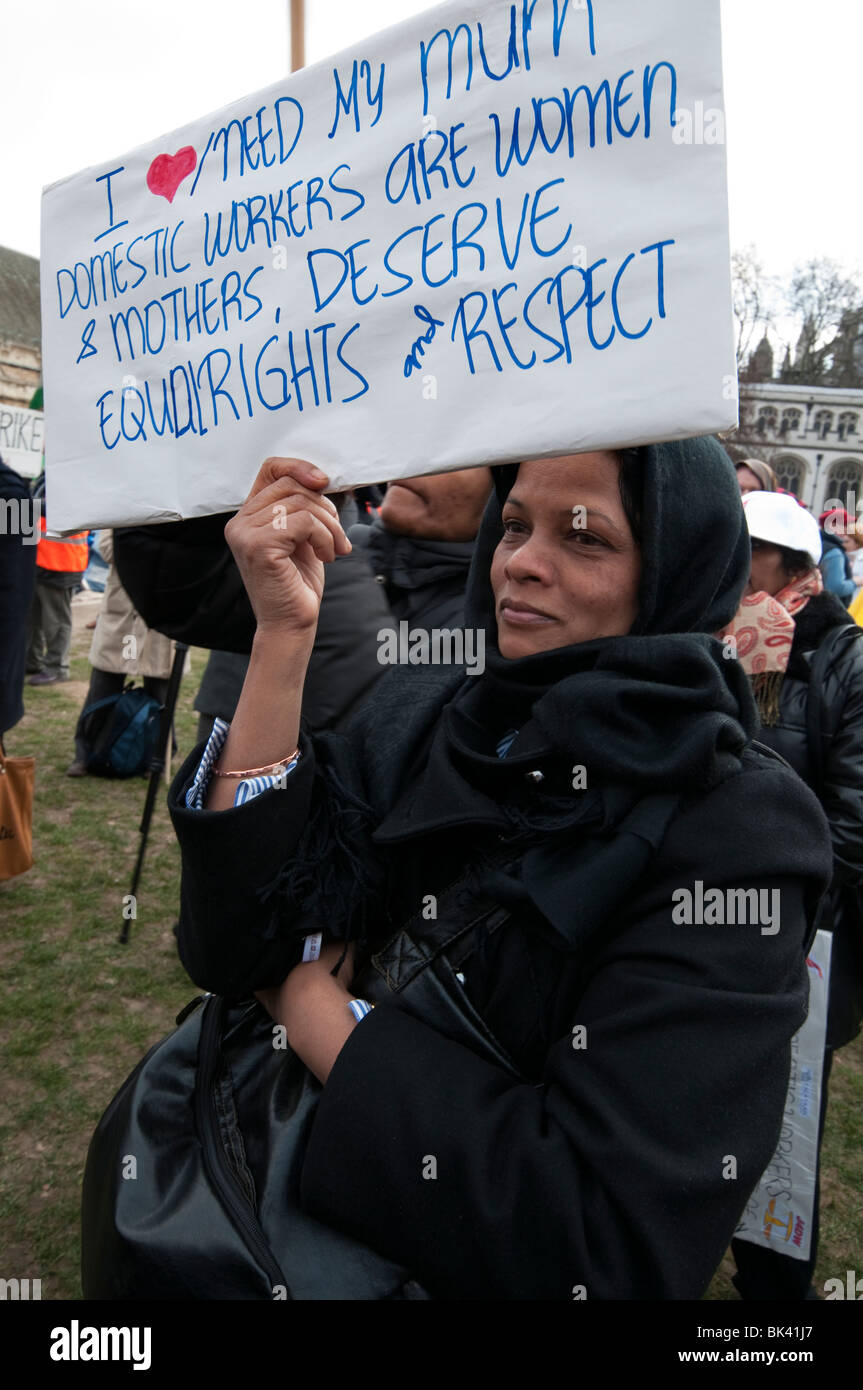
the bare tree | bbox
[731,246,777,372]
[781,258,862,385]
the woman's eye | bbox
[502,518,526,536]
[570,531,606,548]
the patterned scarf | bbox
[721,568,823,725]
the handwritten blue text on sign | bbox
[41,0,735,530]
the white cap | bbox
[742,491,822,567]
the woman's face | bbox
[737,466,764,496]
[490,453,642,658]
[748,540,789,597]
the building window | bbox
[755,406,778,435]
[779,408,802,436]
[775,460,803,496]
[827,461,863,508]
[813,409,833,440]
[838,412,859,442]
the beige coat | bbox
[88,531,176,679]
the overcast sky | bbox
[1,0,860,284]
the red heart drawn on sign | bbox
[146,147,197,203]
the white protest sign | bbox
[41,0,736,531]
[733,931,833,1263]
[0,405,44,479]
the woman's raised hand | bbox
[225,458,351,637]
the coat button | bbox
[375,574,386,583]
[525,770,544,784]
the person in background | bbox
[194,651,253,748]
[736,459,778,496]
[349,467,493,630]
[842,520,863,593]
[81,530,110,597]
[725,491,863,1300]
[818,509,856,604]
[26,472,88,685]
[353,484,385,524]
[193,493,391,745]
[66,531,177,776]
[0,456,37,746]
[194,472,493,741]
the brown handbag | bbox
[0,745,35,881]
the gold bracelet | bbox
[212,748,300,779]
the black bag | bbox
[79,685,162,778]
[805,622,863,1046]
[81,876,521,1300]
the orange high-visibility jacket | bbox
[36,514,89,574]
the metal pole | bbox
[120,642,189,944]
[290,0,305,72]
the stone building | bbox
[725,381,863,515]
[0,245,41,409]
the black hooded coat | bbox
[168,437,832,1300]
[0,460,37,736]
[348,516,476,629]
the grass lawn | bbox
[1,614,861,1299]
[1,615,201,1298]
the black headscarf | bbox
[441,433,757,794]
[263,436,758,952]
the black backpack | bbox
[79,685,162,778]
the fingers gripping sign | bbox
[206,457,350,813]
[225,457,352,638]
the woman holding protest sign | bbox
[164,440,832,1300]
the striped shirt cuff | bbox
[186,724,514,811]
[496,729,518,759]
[185,717,300,809]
